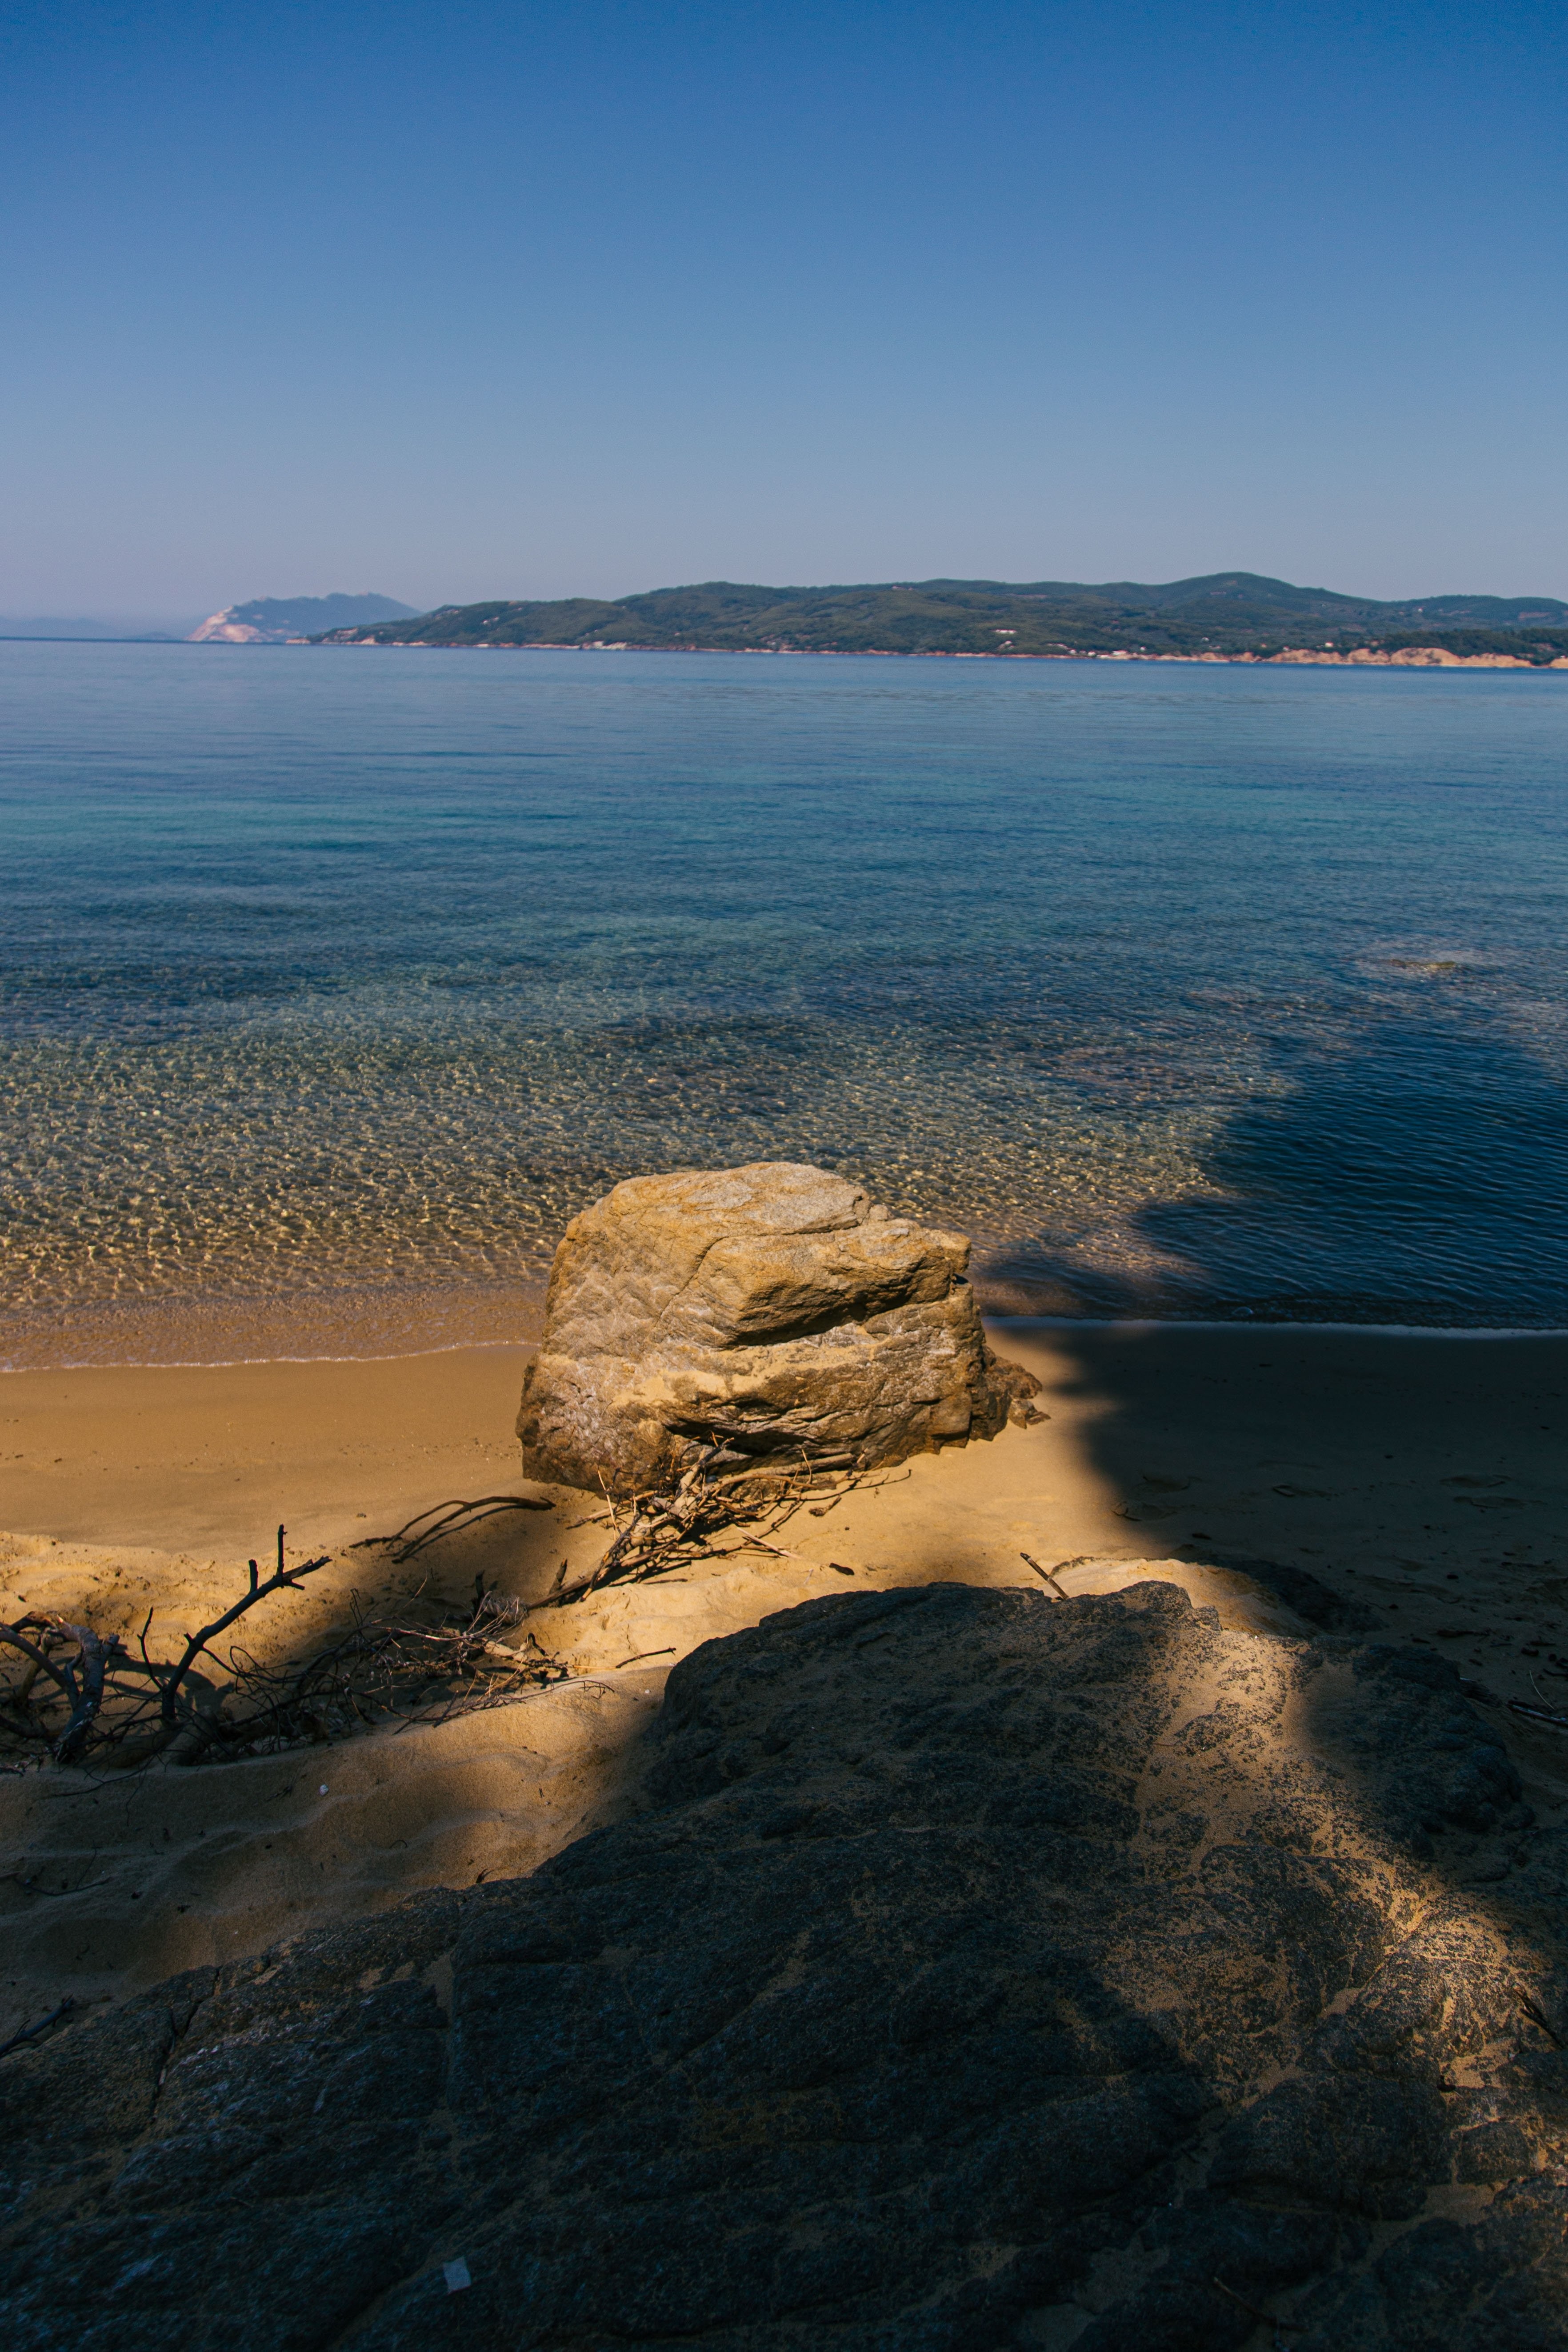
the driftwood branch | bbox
[0,1622,123,1762]
[1511,1698,1568,1732]
[0,1625,78,1708]
[529,1450,887,1613]
[0,1448,884,1768]
[160,1526,329,1728]
[57,1626,120,1762]
[0,1525,344,1769]
[377,1492,556,1567]
[0,1466,585,1773]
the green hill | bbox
[316,572,1568,663]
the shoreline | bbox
[36,637,1561,670]
[317,640,1568,669]
[0,1280,549,1376]
[996,1312,1568,1339]
[10,1313,1568,1374]
[7,1287,1568,1376]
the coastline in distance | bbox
[313,570,1568,668]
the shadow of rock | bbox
[3,1581,1560,2349]
[983,1008,1568,1327]
[0,1500,645,2016]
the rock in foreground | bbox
[3,1580,1561,2351]
[516,1162,1036,1494]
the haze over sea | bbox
[2,640,1565,1366]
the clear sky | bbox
[3,0,1565,618]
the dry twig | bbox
[376,1492,555,1566]
[1020,1551,1070,1599]
[1510,1698,1568,1732]
[528,1444,888,1613]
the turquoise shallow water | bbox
[2,641,1565,1361]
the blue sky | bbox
[3,0,1565,616]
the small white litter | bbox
[443,2259,472,2293]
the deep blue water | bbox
[2,640,1566,1359]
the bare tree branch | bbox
[159,1526,328,1729]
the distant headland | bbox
[313,572,1568,667]
[191,593,417,644]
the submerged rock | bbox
[515,1161,1037,1494]
[2,1580,1557,2351]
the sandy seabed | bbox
[2,1320,1566,2036]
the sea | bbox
[2,640,1565,1366]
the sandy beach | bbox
[3,1318,1565,2041]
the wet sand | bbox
[3,1322,1565,2034]
[0,1345,532,1557]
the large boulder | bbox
[515,1162,1037,1495]
[0,1583,1552,2352]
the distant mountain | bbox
[0,615,193,640]
[319,573,1568,664]
[190,594,418,644]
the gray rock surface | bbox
[3,1581,1562,2351]
[515,1162,1038,1495]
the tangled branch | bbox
[532,1444,900,1613]
[0,1526,567,1773]
[0,1455,890,1770]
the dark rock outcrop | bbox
[2,1582,1560,2350]
[515,1162,1037,1494]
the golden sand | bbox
[3,1323,1565,2034]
